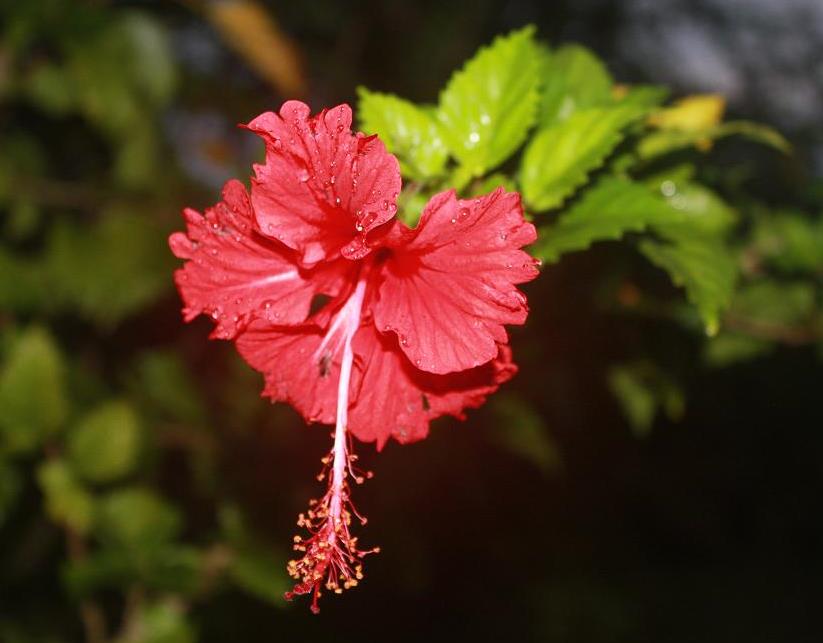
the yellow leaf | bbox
[649,94,726,131]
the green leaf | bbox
[640,230,738,335]
[729,281,815,326]
[470,173,518,196]
[64,542,203,597]
[703,333,773,368]
[615,85,669,112]
[114,599,195,643]
[489,393,561,474]
[96,488,181,550]
[0,327,68,454]
[24,63,76,115]
[118,12,177,107]
[521,104,647,211]
[219,504,288,604]
[751,210,823,273]
[533,177,678,262]
[608,361,684,436]
[638,120,790,158]
[37,460,94,534]
[539,44,613,126]
[46,207,174,327]
[130,352,206,426]
[67,401,141,484]
[437,26,541,176]
[653,180,737,234]
[229,549,289,605]
[357,89,447,179]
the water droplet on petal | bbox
[297,168,310,182]
[335,197,342,207]
[459,207,470,220]
[273,138,283,150]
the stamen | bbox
[285,276,378,614]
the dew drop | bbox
[468,131,480,145]
[273,138,283,150]
[382,200,389,210]
[297,168,310,182]
[335,196,342,207]
[459,207,470,220]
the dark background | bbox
[2,1,822,641]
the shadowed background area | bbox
[1,1,821,642]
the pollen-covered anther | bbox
[284,446,378,614]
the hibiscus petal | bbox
[348,324,517,450]
[235,320,340,425]
[169,179,349,339]
[373,188,539,374]
[246,101,401,264]
[236,319,515,450]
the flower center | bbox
[285,273,378,613]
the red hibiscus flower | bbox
[169,101,538,613]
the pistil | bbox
[285,275,378,613]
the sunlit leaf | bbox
[521,104,647,211]
[533,177,678,262]
[653,180,737,234]
[539,44,612,126]
[358,88,448,179]
[437,26,541,176]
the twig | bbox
[723,313,822,346]
[65,528,108,643]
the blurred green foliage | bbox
[1,2,821,641]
